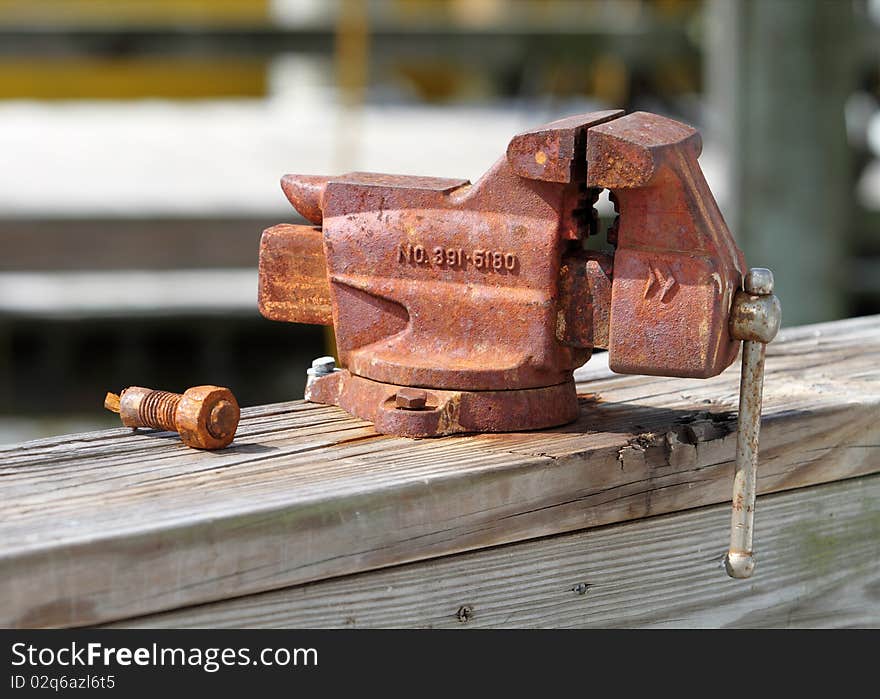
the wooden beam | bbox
[0,27,697,65]
[1,315,878,628]
[0,218,273,272]
[0,269,258,318]
[113,475,880,629]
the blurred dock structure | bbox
[0,0,878,441]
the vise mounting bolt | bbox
[258,110,781,579]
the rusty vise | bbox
[258,110,781,579]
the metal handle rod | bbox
[724,268,781,579]
[725,340,766,578]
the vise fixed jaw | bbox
[258,110,780,579]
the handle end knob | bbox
[724,551,755,579]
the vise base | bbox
[307,369,578,438]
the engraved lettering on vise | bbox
[398,242,518,272]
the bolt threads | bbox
[138,390,181,431]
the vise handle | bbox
[725,268,781,578]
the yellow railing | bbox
[0,0,270,26]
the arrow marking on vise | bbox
[643,262,678,302]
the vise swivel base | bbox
[258,110,781,578]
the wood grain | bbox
[1,315,878,628]
[114,475,880,628]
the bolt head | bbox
[744,268,774,295]
[176,386,240,449]
[396,388,428,410]
[207,400,239,441]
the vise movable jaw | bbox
[258,110,781,578]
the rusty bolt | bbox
[104,385,240,450]
[395,387,428,410]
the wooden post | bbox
[706,0,855,325]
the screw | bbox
[104,385,240,450]
[456,605,473,623]
[396,387,428,410]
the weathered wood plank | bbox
[1,315,879,628]
[113,475,880,629]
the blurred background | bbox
[0,0,878,444]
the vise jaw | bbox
[259,110,745,437]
